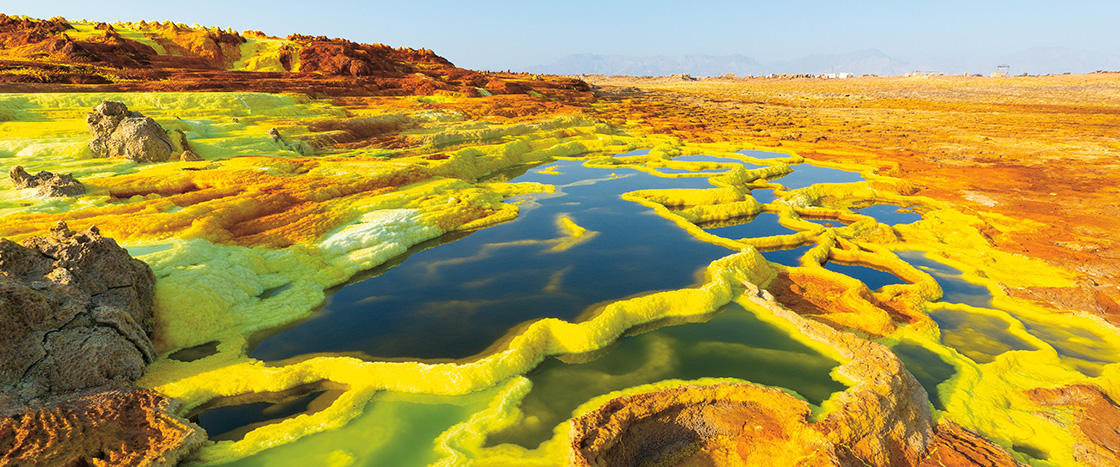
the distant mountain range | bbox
[526,48,1120,77]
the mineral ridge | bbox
[0,14,1118,467]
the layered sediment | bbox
[0,14,1118,467]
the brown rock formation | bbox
[177,150,203,162]
[919,422,1023,467]
[86,100,173,162]
[0,388,206,467]
[570,384,845,466]
[571,284,937,467]
[8,165,85,197]
[0,15,593,103]
[0,221,156,403]
[1026,384,1120,466]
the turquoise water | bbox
[486,302,846,449]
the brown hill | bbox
[0,14,590,98]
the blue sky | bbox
[5,0,1119,70]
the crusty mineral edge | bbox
[570,283,937,467]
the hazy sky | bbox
[5,0,1119,70]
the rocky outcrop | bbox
[0,388,206,467]
[571,284,938,467]
[570,383,847,466]
[86,101,173,163]
[8,165,85,197]
[0,221,156,403]
[918,422,1023,467]
[177,150,203,162]
[1027,384,1120,466]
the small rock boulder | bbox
[8,165,85,197]
[0,221,157,403]
[177,150,203,162]
[86,100,173,163]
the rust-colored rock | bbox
[0,388,205,467]
[1026,384,1120,466]
[918,422,1023,467]
[570,384,844,466]
[0,15,594,103]
[8,165,85,196]
[571,284,936,467]
[584,73,1120,328]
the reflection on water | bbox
[752,189,777,204]
[612,149,651,157]
[889,342,957,411]
[674,154,765,168]
[251,160,733,362]
[801,217,846,228]
[192,386,344,442]
[737,149,791,160]
[856,204,921,225]
[928,308,1035,364]
[224,388,501,467]
[896,251,993,307]
[699,212,794,239]
[761,244,814,267]
[824,261,906,291]
[657,167,727,175]
[1018,315,1120,377]
[769,163,865,190]
[486,303,846,449]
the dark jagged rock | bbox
[86,100,173,162]
[0,221,156,404]
[8,165,86,197]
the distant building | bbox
[820,72,853,79]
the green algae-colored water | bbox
[485,302,846,449]
[888,341,957,411]
[929,307,1036,364]
[222,388,502,467]
[195,154,948,463]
